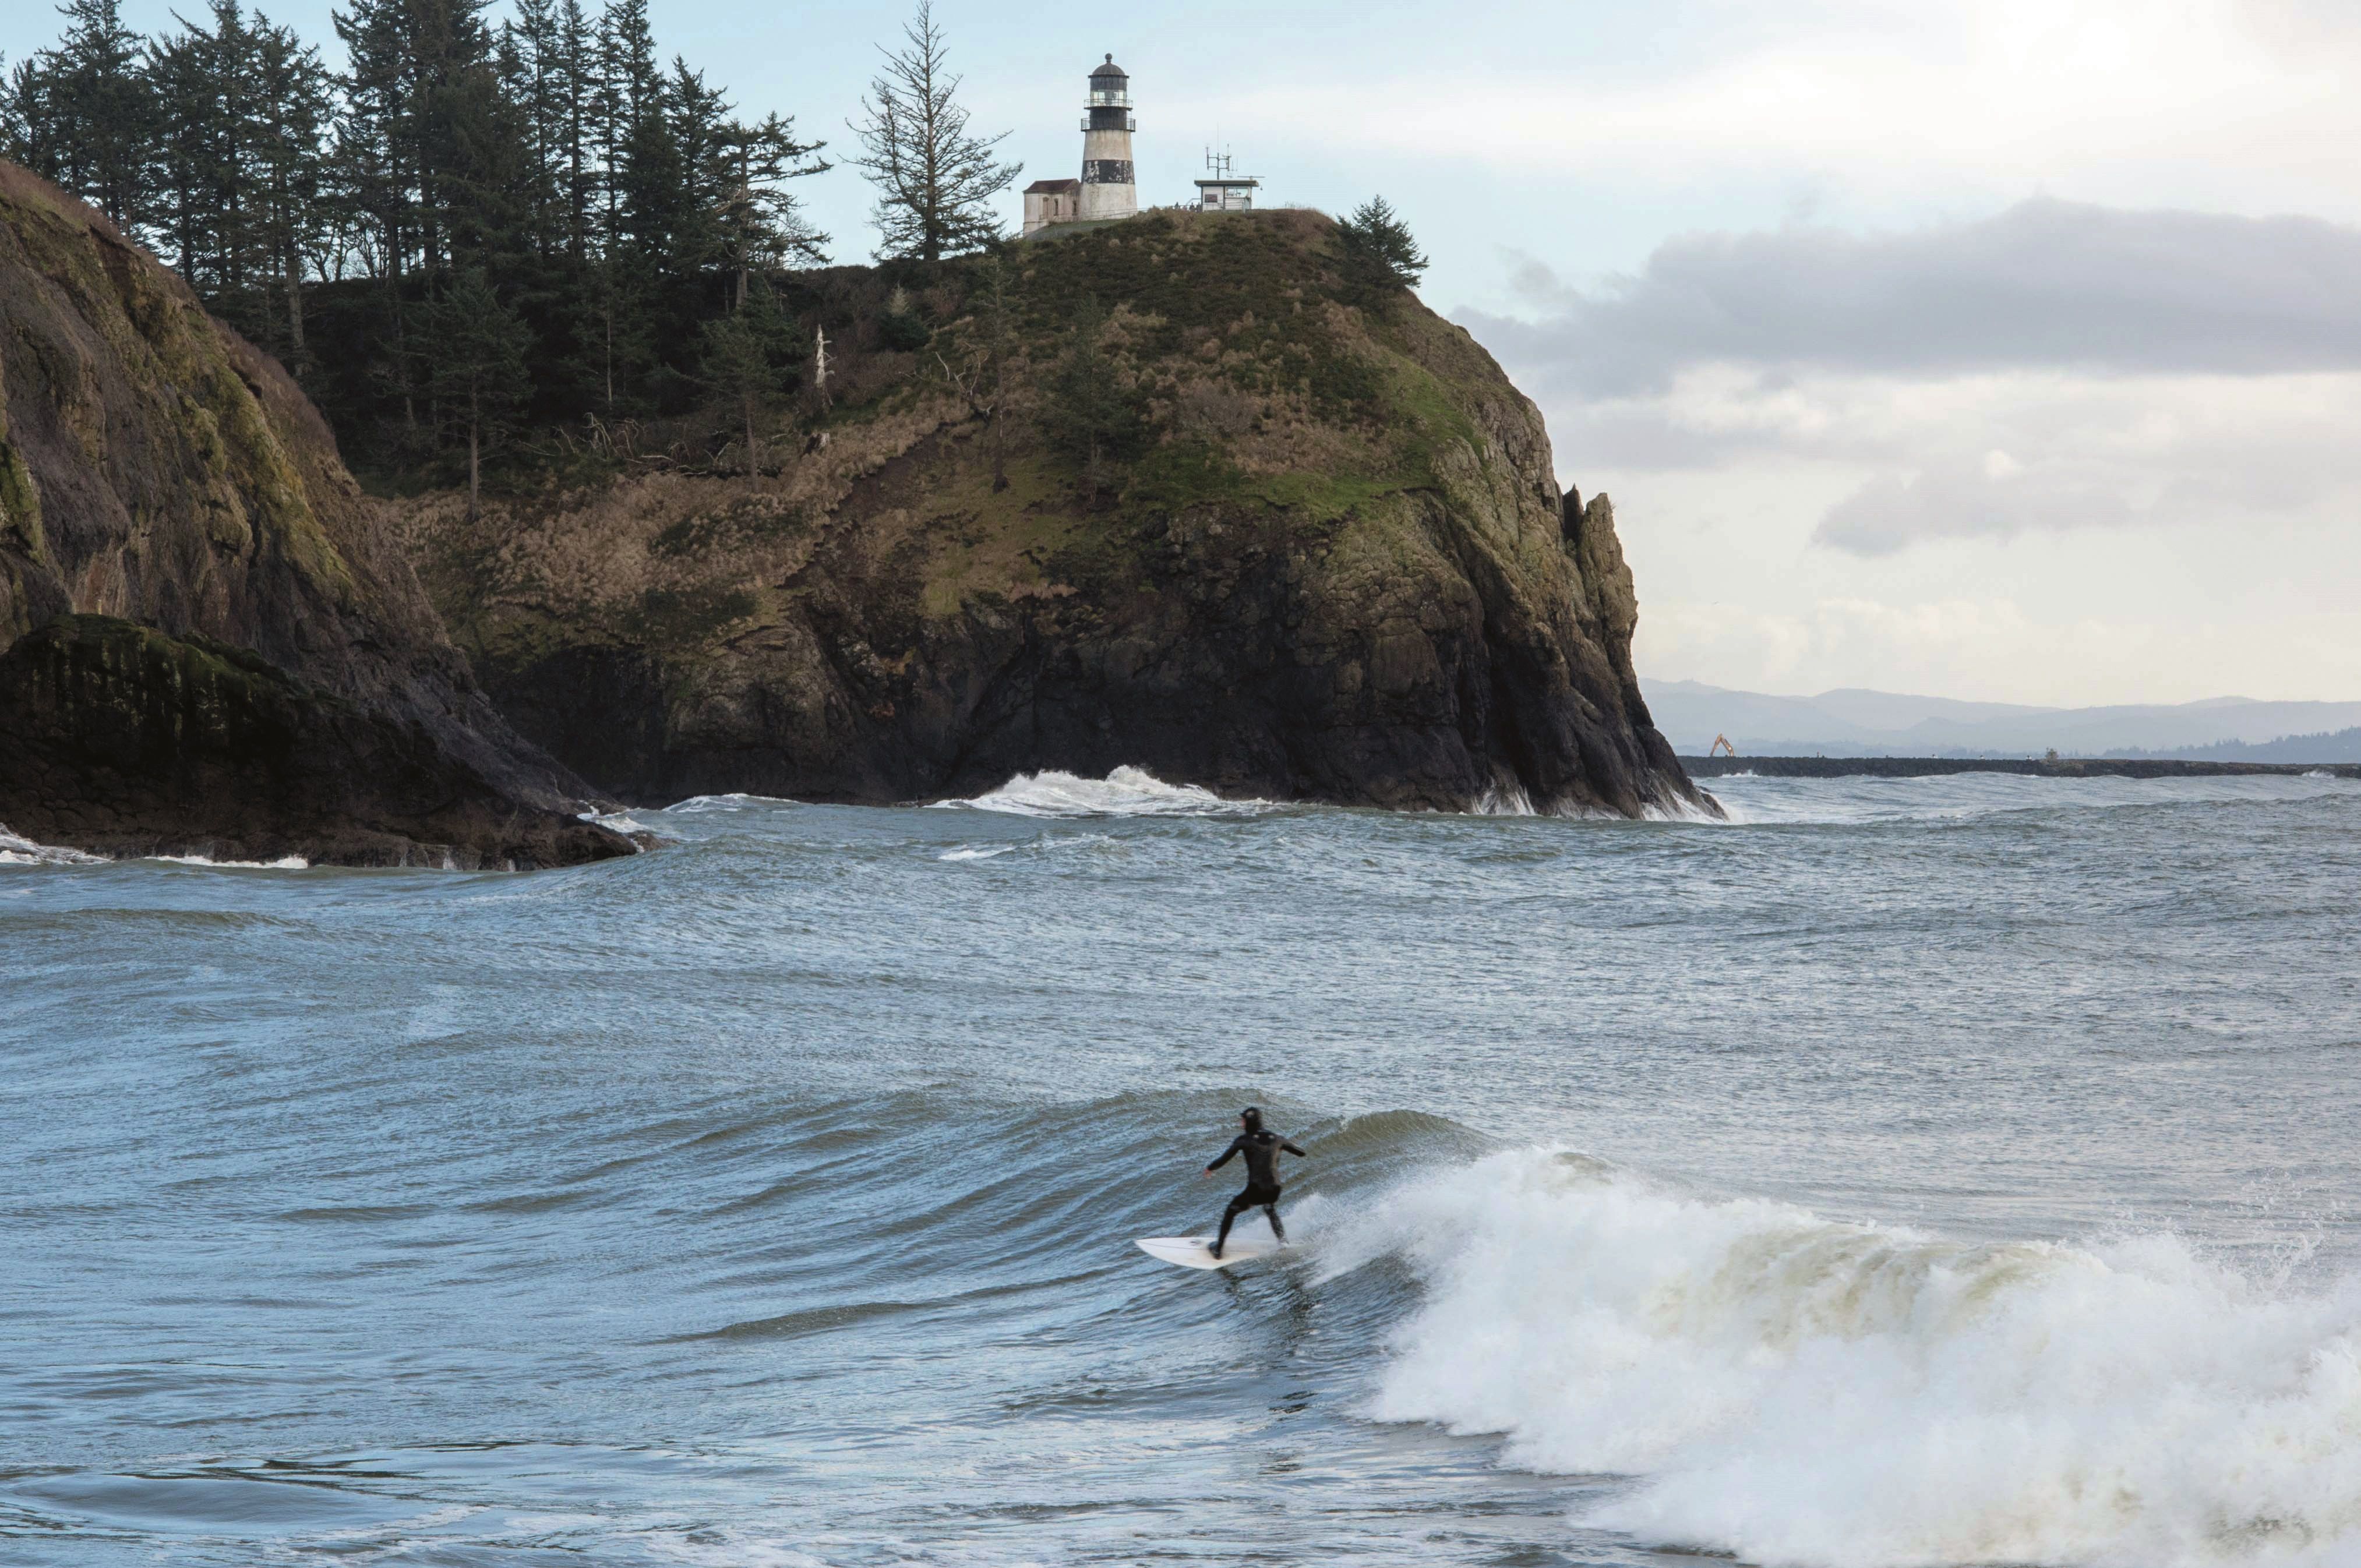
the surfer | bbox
[1201,1107,1305,1259]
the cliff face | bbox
[401,209,1706,816]
[0,162,630,866]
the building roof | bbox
[1195,176,1261,187]
[1089,54,1127,77]
[1025,178,1081,194]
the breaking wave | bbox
[661,793,803,814]
[932,766,1281,819]
[0,823,104,866]
[1323,1150,2361,1568]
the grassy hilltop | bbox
[398,206,1702,815]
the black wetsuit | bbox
[1206,1129,1305,1252]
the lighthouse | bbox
[1077,54,1137,223]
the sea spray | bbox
[0,822,106,866]
[933,765,1282,819]
[1324,1150,2361,1568]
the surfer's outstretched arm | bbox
[1204,1136,1245,1174]
[1282,1140,1305,1157]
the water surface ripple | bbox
[3,770,2358,1566]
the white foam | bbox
[938,845,1016,861]
[1708,769,2357,827]
[1325,1150,2361,1568]
[1471,781,1538,816]
[0,823,104,866]
[661,792,803,814]
[150,853,311,869]
[932,765,1280,819]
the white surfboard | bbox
[1135,1235,1285,1270]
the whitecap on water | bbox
[149,852,312,869]
[1324,1149,2361,1568]
[932,765,1280,819]
[0,823,104,866]
[661,792,803,814]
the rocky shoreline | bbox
[0,163,631,867]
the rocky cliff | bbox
[0,162,631,866]
[401,209,1706,816]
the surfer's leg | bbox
[1250,1183,1284,1241]
[1213,1190,1254,1256]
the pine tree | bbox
[555,0,595,262]
[424,267,531,515]
[697,281,792,472]
[442,36,536,277]
[26,0,156,228]
[1334,196,1428,298]
[936,251,1015,490]
[710,112,828,308]
[0,58,30,167]
[1042,295,1139,506]
[331,0,415,280]
[849,0,1018,262]
[249,18,334,365]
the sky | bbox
[8,0,2359,704]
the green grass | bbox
[623,587,758,648]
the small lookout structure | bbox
[1194,149,1258,213]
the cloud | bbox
[1465,197,2361,561]
[1470,200,2361,395]
[1813,460,2138,556]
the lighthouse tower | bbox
[1077,54,1137,223]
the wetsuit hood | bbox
[1240,1107,1263,1133]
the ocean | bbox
[4,769,2357,1567]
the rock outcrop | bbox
[403,210,1707,817]
[0,161,630,866]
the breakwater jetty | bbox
[1679,756,2360,780]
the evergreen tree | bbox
[849,0,1018,262]
[937,251,1015,490]
[555,0,595,261]
[424,267,531,515]
[505,0,569,262]
[710,114,830,307]
[1,58,29,166]
[330,0,415,280]
[1334,196,1428,296]
[442,36,535,277]
[18,0,155,227]
[1042,295,1139,505]
[250,17,334,364]
[144,5,331,362]
[697,281,792,472]
[9,0,841,473]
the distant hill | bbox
[2142,728,2361,764]
[1642,679,2361,760]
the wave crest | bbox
[1328,1150,2361,1568]
[0,823,104,866]
[931,766,1280,819]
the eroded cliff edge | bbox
[0,163,631,866]
[401,210,1707,817]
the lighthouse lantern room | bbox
[1077,54,1138,224]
